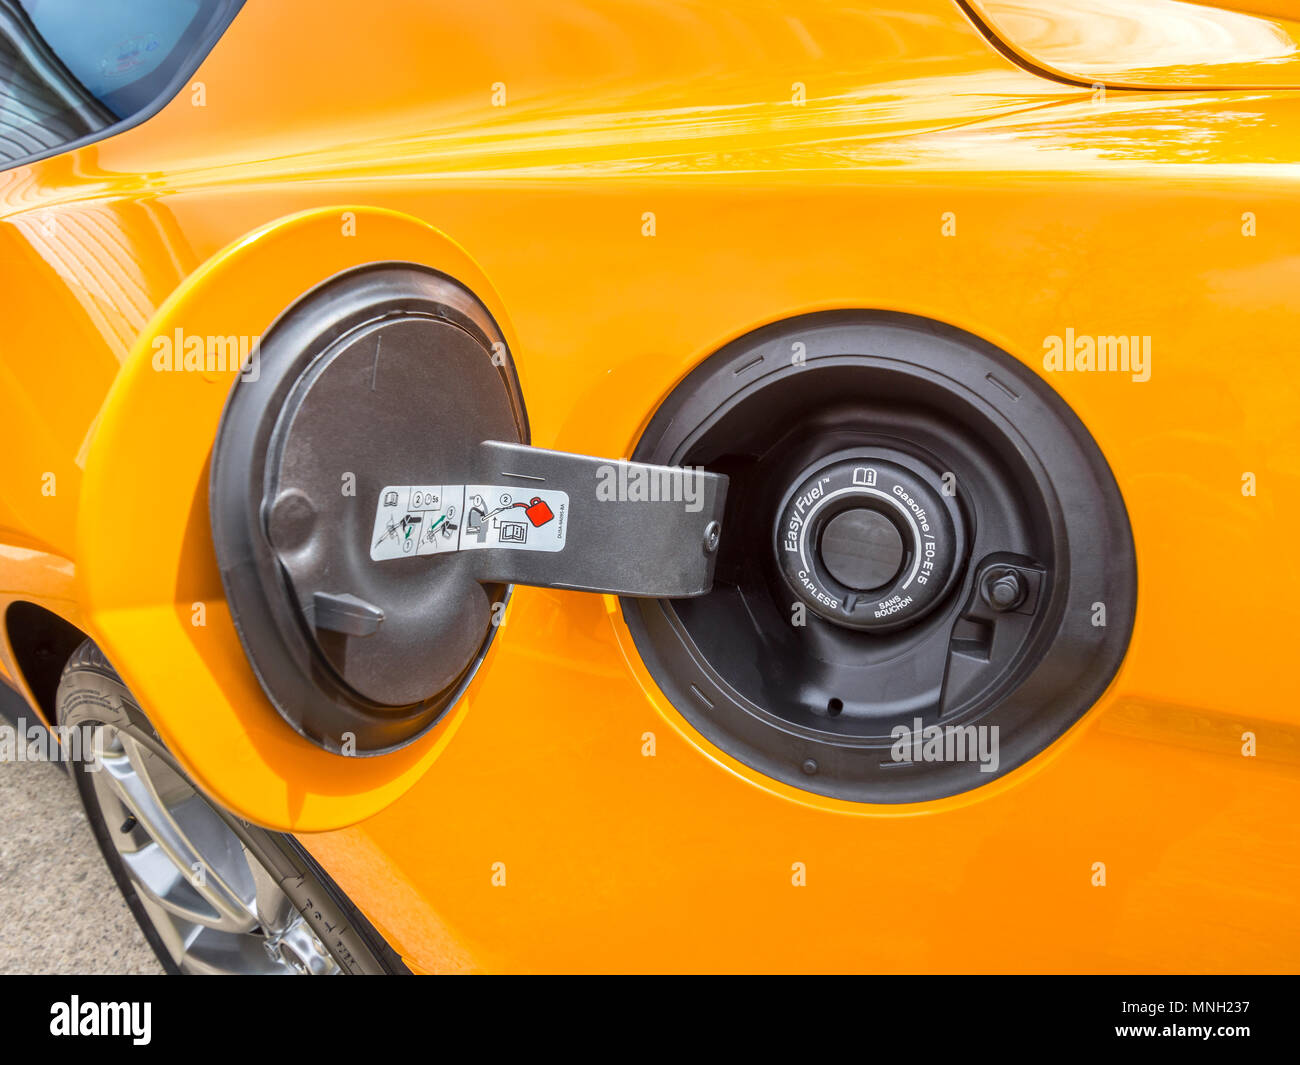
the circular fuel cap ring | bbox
[775,454,964,632]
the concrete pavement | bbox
[0,683,162,974]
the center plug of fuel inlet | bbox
[774,451,965,632]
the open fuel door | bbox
[210,264,726,755]
[75,207,725,831]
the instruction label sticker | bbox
[370,484,568,561]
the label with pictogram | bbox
[370,483,568,561]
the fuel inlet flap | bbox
[210,265,726,755]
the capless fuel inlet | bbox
[818,509,903,591]
[622,311,1137,804]
[775,452,964,631]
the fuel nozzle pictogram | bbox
[468,495,555,544]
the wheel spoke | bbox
[81,722,338,971]
[100,734,257,933]
[248,851,298,936]
[181,925,297,976]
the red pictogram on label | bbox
[517,497,554,526]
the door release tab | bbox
[367,441,725,596]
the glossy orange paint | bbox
[969,0,1300,89]
[0,0,1297,971]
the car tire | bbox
[56,639,404,974]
